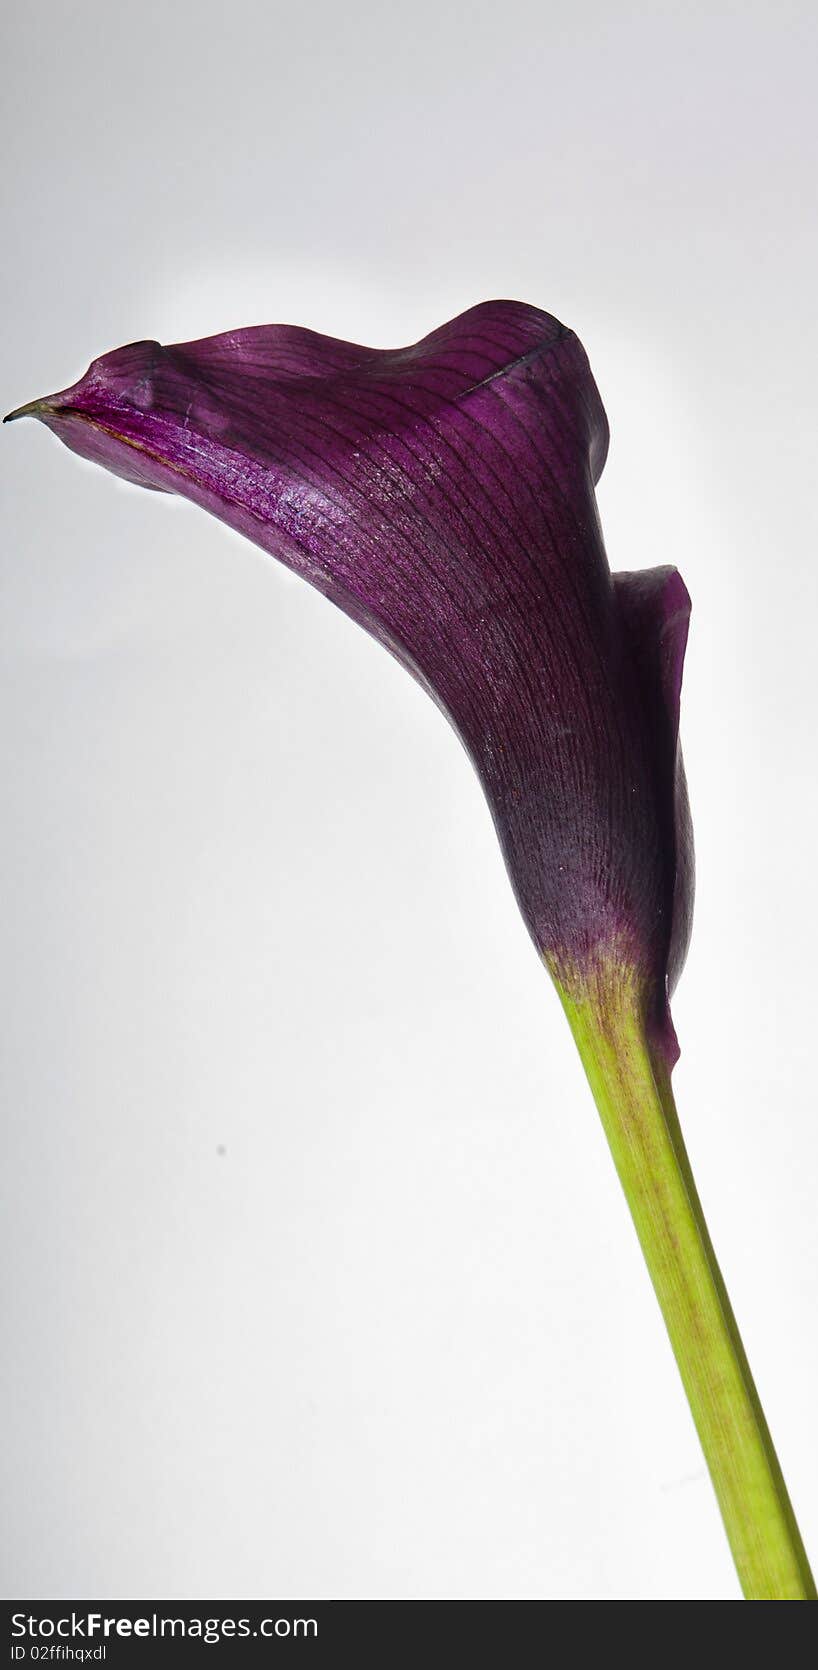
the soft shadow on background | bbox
[2,0,816,1600]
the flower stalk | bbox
[557,963,815,1599]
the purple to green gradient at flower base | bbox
[5,301,693,1063]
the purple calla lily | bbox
[8,300,814,1599]
[6,300,692,1062]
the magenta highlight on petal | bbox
[6,301,693,1060]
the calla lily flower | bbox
[6,301,813,1601]
[6,302,691,1058]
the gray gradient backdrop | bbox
[2,0,817,1602]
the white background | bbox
[2,1,816,1601]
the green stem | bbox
[556,972,815,1600]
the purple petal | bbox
[613,566,693,1059]
[7,300,693,1060]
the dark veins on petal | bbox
[11,300,693,1056]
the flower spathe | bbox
[6,300,693,1061]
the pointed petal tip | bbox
[4,397,51,425]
